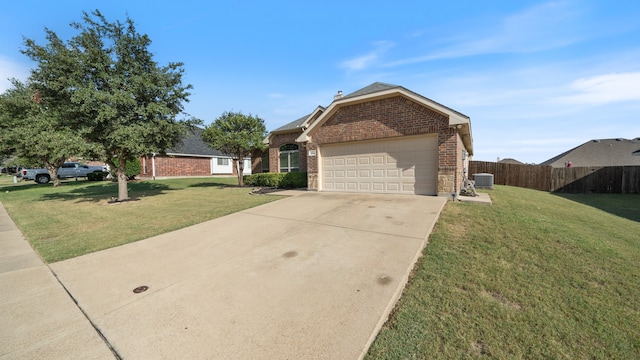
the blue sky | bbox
[1,1,639,164]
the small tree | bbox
[21,10,198,199]
[202,111,267,186]
[0,80,88,186]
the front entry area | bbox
[320,135,438,195]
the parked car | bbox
[22,162,106,184]
[1,166,23,175]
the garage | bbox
[261,82,473,196]
[320,135,438,195]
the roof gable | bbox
[498,158,524,165]
[270,106,326,134]
[272,113,310,133]
[341,82,400,99]
[264,106,326,144]
[296,82,472,154]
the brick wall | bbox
[306,96,462,194]
[140,155,211,177]
[260,94,468,195]
[437,127,460,194]
[251,149,263,174]
[311,97,447,144]
[267,131,307,173]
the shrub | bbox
[279,172,307,188]
[110,157,142,180]
[87,171,108,181]
[244,172,307,188]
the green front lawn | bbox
[366,186,640,359]
[0,177,281,263]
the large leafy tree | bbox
[202,111,267,186]
[0,80,88,186]
[21,10,197,199]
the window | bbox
[217,158,229,166]
[261,152,270,172]
[279,144,299,172]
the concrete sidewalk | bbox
[2,192,447,359]
[0,202,115,360]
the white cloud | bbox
[555,72,640,105]
[385,1,585,67]
[340,40,394,71]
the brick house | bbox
[253,82,473,196]
[139,127,252,178]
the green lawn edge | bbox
[0,177,282,263]
[366,186,640,359]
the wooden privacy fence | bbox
[468,161,552,192]
[551,166,640,193]
[469,161,640,194]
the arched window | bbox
[279,144,299,172]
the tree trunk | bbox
[117,156,129,200]
[236,158,244,187]
[44,163,62,187]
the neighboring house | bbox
[540,138,640,168]
[139,128,252,178]
[253,82,473,196]
[498,158,524,165]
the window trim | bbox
[279,144,299,173]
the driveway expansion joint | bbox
[48,266,122,360]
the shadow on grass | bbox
[0,181,47,192]
[553,193,640,223]
[187,180,241,188]
[0,183,46,191]
[40,181,173,203]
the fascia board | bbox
[165,153,216,158]
[301,106,325,128]
[166,152,251,159]
[297,88,471,142]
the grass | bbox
[0,174,26,187]
[366,186,640,359]
[0,177,282,263]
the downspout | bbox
[152,153,156,180]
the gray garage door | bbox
[321,135,438,195]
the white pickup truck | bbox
[22,162,106,184]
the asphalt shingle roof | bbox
[341,82,400,99]
[166,127,226,157]
[498,158,524,165]
[270,82,468,134]
[540,138,640,167]
[272,113,311,133]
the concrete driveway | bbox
[50,192,446,359]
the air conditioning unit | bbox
[473,173,494,189]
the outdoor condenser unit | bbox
[473,173,494,189]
